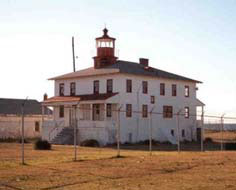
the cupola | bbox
[93,28,118,69]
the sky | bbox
[0,0,236,117]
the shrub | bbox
[225,143,236,150]
[204,137,213,143]
[34,139,51,150]
[18,138,29,144]
[137,139,160,145]
[80,139,99,147]
[182,139,191,144]
[161,141,172,145]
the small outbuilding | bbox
[0,98,52,139]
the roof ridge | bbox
[0,98,38,102]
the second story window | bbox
[94,80,99,94]
[70,82,76,96]
[59,105,64,118]
[106,104,112,117]
[163,106,173,118]
[142,81,148,94]
[185,85,190,97]
[126,79,132,93]
[59,83,64,96]
[172,84,177,96]
[107,79,113,93]
[126,104,132,117]
[185,107,189,118]
[160,83,165,96]
[151,96,155,104]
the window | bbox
[94,80,99,94]
[171,129,174,136]
[59,105,64,118]
[106,104,112,117]
[59,83,64,96]
[142,81,148,94]
[126,104,132,117]
[185,107,189,118]
[185,85,189,97]
[182,129,185,137]
[172,84,177,96]
[151,96,155,104]
[163,106,173,118]
[107,79,113,93]
[70,82,76,96]
[126,79,132,93]
[160,83,165,96]
[92,104,100,121]
[142,105,148,118]
[35,121,40,132]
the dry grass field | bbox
[1,143,236,190]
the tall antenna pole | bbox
[72,36,76,72]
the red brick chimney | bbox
[43,93,48,101]
[139,58,149,67]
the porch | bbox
[41,94,119,145]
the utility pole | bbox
[72,36,76,72]
[21,97,28,165]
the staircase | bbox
[50,127,77,145]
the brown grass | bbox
[1,143,236,190]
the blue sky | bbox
[0,0,236,116]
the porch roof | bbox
[42,93,119,106]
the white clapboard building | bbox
[42,28,204,145]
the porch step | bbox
[50,127,77,145]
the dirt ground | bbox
[0,143,236,190]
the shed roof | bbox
[43,93,118,105]
[0,98,52,115]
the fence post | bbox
[149,106,155,156]
[201,107,204,152]
[21,104,25,165]
[176,109,181,153]
[21,97,28,165]
[73,104,78,161]
[117,105,122,157]
[220,114,225,151]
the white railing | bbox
[42,120,65,141]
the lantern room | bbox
[93,28,117,69]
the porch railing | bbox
[48,120,65,141]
